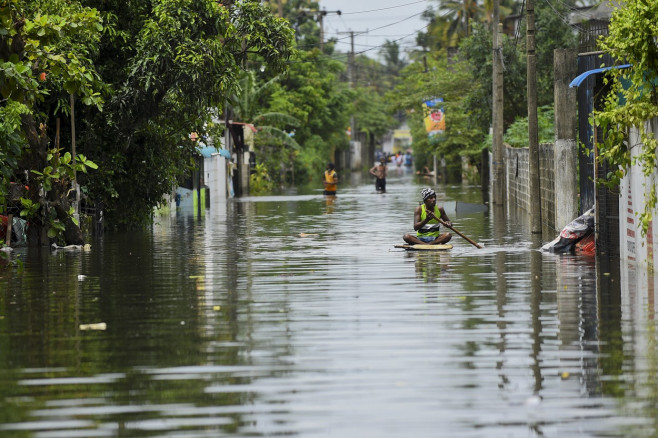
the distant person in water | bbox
[394,151,404,167]
[404,151,413,167]
[403,187,452,245]
[369,156,388,192]
[323,162,338,196]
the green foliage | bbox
[0,0,104,243]
[73,0,295,228]
[419,0,517,52]
[379,41,408,78]
[23,148,97,240]
[594,0,658,236]
[460,23,527,132]
[533,0,578,105]
[265,50,352,182]
[231,70,301,150]
[353,87,396,144]
[504,105,555,147]
[0,100,28,209]
[388,56,483,178]
[249,163,276,195]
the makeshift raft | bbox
[395,244,453,251]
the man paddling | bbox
[403,188,452,245]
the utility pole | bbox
[301,8,341,52]
[337,31,356,137]
[338,29,364,170]
[527,0,541,233]
[492,19,505,205]
[349,31,355,144]
[553,48,578,230]
[492,6,504,206]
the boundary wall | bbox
[619,118,658,271]
[505,143,557,232]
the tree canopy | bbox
[1,0,296,242]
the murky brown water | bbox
[1,170,656,437]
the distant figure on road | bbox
[323,162,338,196]
[403,187,452,245]
[369,157,388,193]
[394,151,404,167]
[404,151,413,167]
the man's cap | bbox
[421,187,436,201]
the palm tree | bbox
[229,70,300,150]
[379,40,408,79]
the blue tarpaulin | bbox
[199,145,231,159]
[569,64,632,88]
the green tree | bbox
[353,86,397,148]
[459,23,527,133]
[388,56,482,179]
[533,0,578,104]
[266,50,352,183]
[0,0,103,245]
[503,105,555,147]
[230,70,300,188]
[75,0,295,229]
[379,40,408,79]
[594,0,658,235]
[230,70,300,149]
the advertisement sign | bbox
[423,98,445,136]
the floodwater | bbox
[1,169,657,438]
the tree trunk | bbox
[20,113,85,246]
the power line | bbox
[339,0,428,15]
[300,8,429,54]
[352,11,426,37]
[541,0,584,32]
[354,20,432,56]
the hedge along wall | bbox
[505,143,557,232]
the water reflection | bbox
[411,252,450,283]
[0,176,656,437]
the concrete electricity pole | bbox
[492,14,504,205]
[553,49,578,229]
[338,31,357,140]
[301,9,341,52]
[526,0,542,233]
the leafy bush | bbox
[504,105,554,147]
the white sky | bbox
[317,0,431,60]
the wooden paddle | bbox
[431,214,483,249]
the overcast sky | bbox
[317,0,431,60]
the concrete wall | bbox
[204,153,228,207]
[539,143,556,231]
[505,143,557,232]
[506,146,530,211]
[619,117,658,270]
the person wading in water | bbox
[323,162,338,196]
[403,187,452,245]
[369,156,388,193]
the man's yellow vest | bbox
[324,170,337,192]
[417,204,442,238]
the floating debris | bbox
[79,322,107,331]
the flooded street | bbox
[1,170,657,437]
